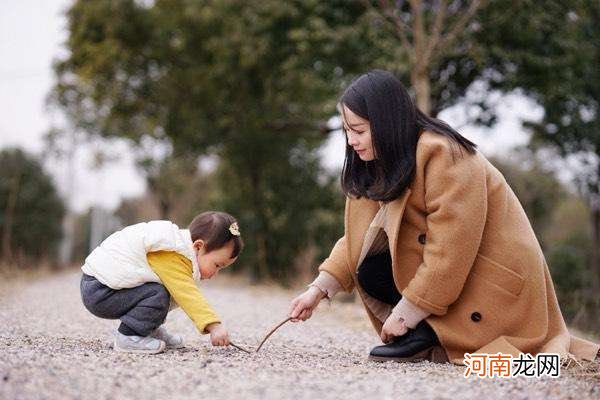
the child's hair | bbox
[189,211,244,258]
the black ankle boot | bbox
[369,321,447,363]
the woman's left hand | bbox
[380,314,408,343]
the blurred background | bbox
[0,0,598,335]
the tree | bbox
[364,0,600,296]
[0,148,65,264]
[480,0,600,294]
[52,0,597,286]
[360,0,487,115]
[51,0,370,281]
[544,197,595,329]
[489,152,565,245]
[491,153,597,330]
[138,154,200,220]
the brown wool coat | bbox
[319,131,599,364]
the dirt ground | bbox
[1,270,598,400]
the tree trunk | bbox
[250,168,270,282]
[158,196,170,220]
[411,67,431,115]
[591,202,600,297]
[2,174,20,262]
[592,207,600,282]
[589,162,600,300]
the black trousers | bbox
[80,274,170,336]
[357,251,441,347]
[356,250,402,305]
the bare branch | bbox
[408,0,427,67]
[437,0,484,56]
[366,0,413,59]
[423,0,448,63]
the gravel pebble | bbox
[0,270,598,400]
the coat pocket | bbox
[471,254,525,297]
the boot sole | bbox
[114,340,166,355]
[368,345,448,363]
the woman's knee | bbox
[357,257,378,293]
[356,252,401,304]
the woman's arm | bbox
[317,236,355,293]
[402,141,488,316]
[289,234,353,321]
[309,271,342,299]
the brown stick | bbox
[255,317,292,353]
[228,316,292,353]
[229,342,252,354]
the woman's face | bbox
[342,104,375,161]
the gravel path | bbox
[1,270,598,400]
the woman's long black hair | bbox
[340,69,477,202]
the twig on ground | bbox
[228,316,292,354]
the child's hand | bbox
[380,314,408,343]
[288,286,326,322]
[206,322,230,346]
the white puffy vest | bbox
[81,220,200,289]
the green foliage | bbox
[479,0,600,217]
[52,0,600,308]
[52,0,369,281]
[359,1,488,118]
[70,210,92,263]
[211,148,345,283]
[0,148,65,262]
[490,153,565,245]
[52,0,373,149]
[547,245,588,321]
[479,1,599,156]
[543,196,592,249]
[475,0,600,331]
[492,153,598,330]
[543,197,597,329]
[140,154,200,219]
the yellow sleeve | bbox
[147,251,221,334]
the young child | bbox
[80,211,243,354]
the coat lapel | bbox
[346,197,379,272]
[382,189,412,266]
[345,189,412,274]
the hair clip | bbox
[229,222,241,236]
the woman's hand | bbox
[288,286,326,322]
[380,314,408,343]
[206,322,230,346]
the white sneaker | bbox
[151,326,184,349]
[114,331,166,354]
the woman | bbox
[288,70,599,364]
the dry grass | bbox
[562,353,600,380]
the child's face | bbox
[194,239,237,280]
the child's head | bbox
[189,211,244,279]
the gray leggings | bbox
[80,274,170,336]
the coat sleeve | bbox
[317,235,355,293]
[402,143,488,316]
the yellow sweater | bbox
[147,251,220,333]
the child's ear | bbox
[193,239,205,252]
